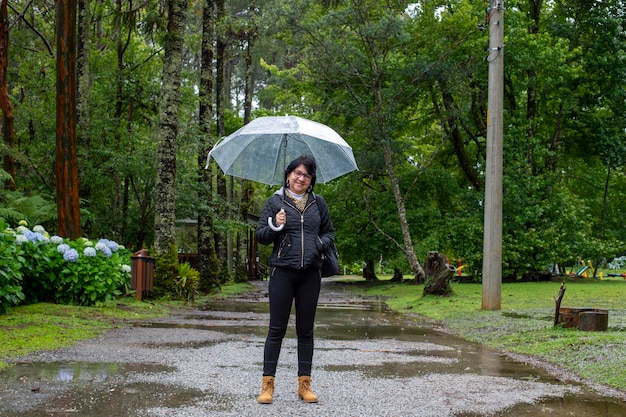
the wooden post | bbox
[482,0,504,310]
[136,255,144,301]
[553,281,566,326]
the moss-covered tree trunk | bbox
[154,0,187,294]
[197,0,220,292]
[214,0,229,280]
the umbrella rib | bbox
[269,134,286,185]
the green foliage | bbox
[3,0,626,286]
[154,244,179,296]
[175,262,199,302]
[0,191,56,228]
[0,220,25,314]
[0,221,131,313]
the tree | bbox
[0,0,15,191]
[265,0,429,280]
[154,0,188,292]
[56,0,81,239]
[197,0,220,291]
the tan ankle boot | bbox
[258,376,274,404]
[298,376,318,403]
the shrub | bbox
[175,262,199,303]
[0,220,131,313]
[0,220,25,314]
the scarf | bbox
[286,189,309,212]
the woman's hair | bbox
[284,155,317,190]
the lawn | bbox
[0,282,257,371]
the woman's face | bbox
[288,164,312,194]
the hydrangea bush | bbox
[0,219,132,313]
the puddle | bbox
[1,362,170,383]
[1,282,625,417]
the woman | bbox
[255,155,335,404]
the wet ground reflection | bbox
[0,284,625,416]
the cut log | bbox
[579,311,608,331]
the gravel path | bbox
[1,280,625,417]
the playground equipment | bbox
[567,258,626,279]
[568,259,597,278]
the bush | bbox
[0,220,131,313]
[0,220,25,314]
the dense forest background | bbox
[1,0,626,290]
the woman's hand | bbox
[275,208,286,226]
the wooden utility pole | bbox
[482,0,504,310]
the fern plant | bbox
[175,262,199,303]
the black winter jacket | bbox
[256,189,334,271]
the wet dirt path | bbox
[1,280,625,416]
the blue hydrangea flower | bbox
[15,235,27,245]
[20,230,46,243]
[100,246,112,258]
[16,225,28,234]
[63,249,79,262]
[98,238,120,253]
[57,243,70,254]
[50,235,64,244]
[84,247,97,257]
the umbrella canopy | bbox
[206,115,358,185]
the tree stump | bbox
[558,307,609,331]
[423,251,454,296]
[579,311,608,331]
[362,259,378,281]
[389,267,403,282]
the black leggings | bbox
[263,266,321,377]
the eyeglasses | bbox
[293,169,312,181]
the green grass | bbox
[344,276,626,390]
[0,282,257,371]
[0,299,170,370]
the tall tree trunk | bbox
[75,0,90,235]
[381,141,425,283]
[154,0,188,292]
[56,0,81,239]
[526,0,541,175]
[76,0,90,148]
[197,0,219,291]
[214,0,228,279]
[439,87,482,191]
[243,0,256,125]
[593,165,611,278]
[0,0,15,190]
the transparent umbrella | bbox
[205,115,358,185]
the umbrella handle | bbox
[268,217,284,232]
